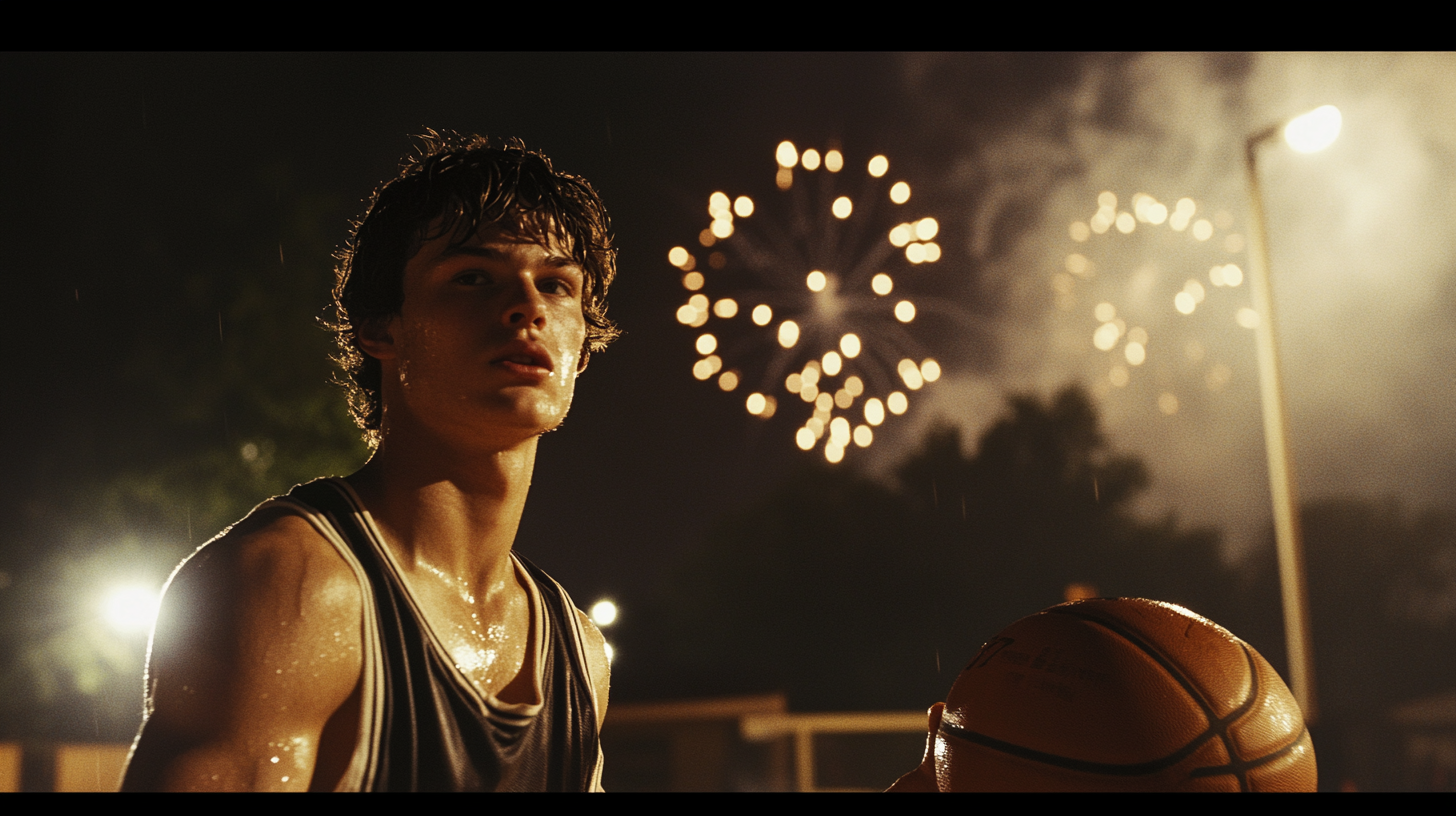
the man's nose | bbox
[504,280,547,330]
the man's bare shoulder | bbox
[123,501,365,791]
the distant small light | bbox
[709,192,731,217]
[752,304,772,326]
[668,246,690,268]
[834,389,852,409]
[889,224,913,247]
[102,584,161,635]
[698,228,716,247]
[590,599,618,627]
[894,300,916,323]
[840,333,862,358]
[871,274,893,295]
[718,371,739,391]
[915,218,938,241]
[1148,202,1168,225]
[922,242,941,263]
[824,441,844,464]
[920,359,941,383]
[675,304,698,325]
[802,148,822,171]
[776,141,799,168]
[844,376,864,397]
[825,150,844,172]
[1125,341,1146,366]
[692,355,722,380]
[906,243,926,264]
[733,195,755,218]
[1066,254,1090,277]
[682,271,704,291]
[1185,280,1206,303]
[1210,265,1228,287]
[776,166,793,190]
[822,351,842,377]
[1098,191,1117,210]
[807,270,827,292]
[1284,105,1342,154]
[853,425,873,448]
[713,298,738,318]
[1093,322,1121,351]
[815,392,833,413]
[1236,307,1259,328]
[695,333,717,355]
[796,427,816,450]
[865,398,885,426]
[832,196,853,219]
[778,320,800,348]
[1115,212,1135,234]
[829,417,851,446]
[867,155,889,177]
[604,642,615,663]
[786,372,804,394]
[1128,326,1148,345]
[1094,302,1116,322]
[890,182,911,204]
[1223,264,1243,287]
[747,392,767,415]
[710,219,734,239]
[898,359,925,390]
[1069,221,1091,242]
[1192,219,1213,241]
[1175,292,1196,314]
[887,391,908,415]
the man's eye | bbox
[456,272,490,285]
[539,279,572,295]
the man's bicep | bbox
[123,515,364,791]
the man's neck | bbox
[345,427,537,600]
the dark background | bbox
[3,53,1454,790]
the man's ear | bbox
[357,316,399,361]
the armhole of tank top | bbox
[534,570,601,725]
[261,494,384,793]
[544,574,606,790]
[321,480,548,724]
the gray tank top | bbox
[273,478,602,791]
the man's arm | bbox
[121,508,364,791]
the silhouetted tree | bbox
[671,385,1232,712]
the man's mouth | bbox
[493,342,553,373]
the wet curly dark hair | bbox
[330,132,620,447]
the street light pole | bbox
[1241,106,1339,722]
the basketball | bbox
[934,598,1316,791]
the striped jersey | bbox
[268,478,603,791]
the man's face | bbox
[365,221,589,449]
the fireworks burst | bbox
[670,142,947,463]
[1055,190,1257,417]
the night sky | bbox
[4,53,1455,722]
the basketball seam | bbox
[1028,607,1264,788]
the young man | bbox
[122,135,618,791]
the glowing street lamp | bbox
[1243,105,1340,721]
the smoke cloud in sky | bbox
[885,52,1456,560]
